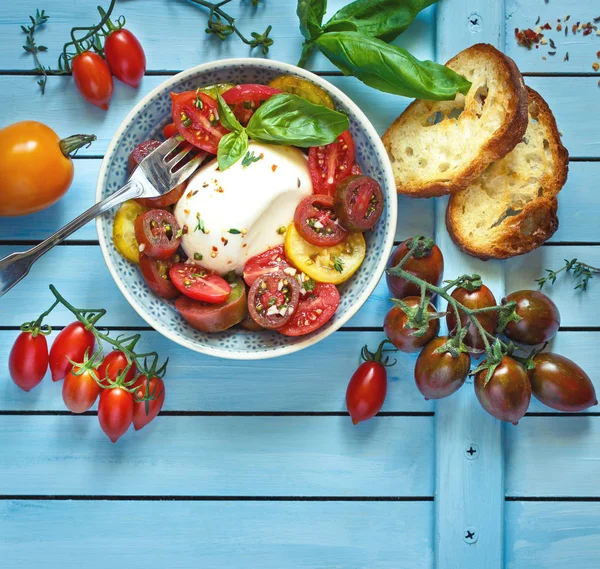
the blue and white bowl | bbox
[97,59,397,359]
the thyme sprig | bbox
[186,0,274,54]
[22,9,50,94]
[536,258,600,291]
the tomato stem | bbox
[59,134,97,158]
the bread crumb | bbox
[593,62,600,72]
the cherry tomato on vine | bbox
[62,367,102,413]
[309,130,355,197]
[98,387,134,443]
[134,209,181,260]
[346,341,394,425]
[386,238,444,299]
[71,51,114,110]
[9,331,48,391]
[334,175,384,232]
[294,194,348,247]
[221,84,281,125]
[49,322,96,382]
[474,356,531,425]
[104,28,146,89]
[97,350,137,387]
[384,297,440,353]
[503,290,560,345]
[132,375,165,430]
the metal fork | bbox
[0,136,203,298]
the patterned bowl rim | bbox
[96,58,397,360]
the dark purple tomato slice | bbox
[243,245,291,287]
[134,209,181,260]
[334,175,384,232]
[169,263,231,304]
[294,195,349,247]
[139,254,180,300]
[247,271,300,329]
[239,312,265,331]
[128,140,162,174]
[176,278,247,333]
[221,84,281,125]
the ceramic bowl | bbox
[97,59,397,359]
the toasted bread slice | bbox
[382,43,528,198]
[446,87,569,260]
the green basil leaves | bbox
[216,93,349,171]
[297,0,327,40]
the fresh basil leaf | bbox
[297,0,327,40]
[323,0,437,43]
[246,93,349,147]
[218,129,249,171]
[315,32,471,100]
[216,91,243,133]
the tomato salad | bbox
[113,76,385,337]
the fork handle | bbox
[0,180,144,299]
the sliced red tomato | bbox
[221,84,281,125]
[139,254,180,300]
[294,195,348,247]
[334,175,384,232]
[136,182,187,209]
[169,263,231,304]
[279,282,340,336]
[243,245,291,287]
[163,122,178,139]
[247,271,301,329]
[309,130,355,197]
[171,91,228,154]
[134,210,181,260]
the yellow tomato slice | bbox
[268,75,335,109]
[284,223,366,285]
[113,200,149,264]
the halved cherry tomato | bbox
[243,245,291,287]
[128,139,162,174]
[9,331,48,392]
[171,91,228,154]
[98,387,134,443]
[279,282,340,336]
[62,367,102,413]
[248,271,300,329]
[221,84,281,125]
[71,51,114,110]
[163,122,178,139]
[309,130,355,197]
[113,200,149,264]
[104,28,146,89]
[335,175,384,232]
[97,350,137,388]
[132,375,165,430]
[294,195,348,247]
[49,322,96,382]
[139,254,180,300]
[176,277,247,332]
[170,263,231,303]
[134,210,181,260]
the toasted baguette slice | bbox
[382,43,528,198]
[446,87,569,260]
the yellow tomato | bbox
[0,121,95,216]
[113,200,149,263]
[268,75,335,109]
[284,223,366,285]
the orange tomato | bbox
[0,121,95,216]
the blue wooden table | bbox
[1,0,599,567]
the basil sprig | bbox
[216,93,349,171]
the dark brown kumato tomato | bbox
[334,175,384,232]
[294,194,348,247]
[503,290,560,345]
[384,296,440,353]
[134,210,181,260]
[247,271,300,329]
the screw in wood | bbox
[464,443,479,460]
[463,527,478,544]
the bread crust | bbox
[382,43,529,198]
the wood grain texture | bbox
[0,415,433,496]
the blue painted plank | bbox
[506,501,600,569]
[0,330,434,413]
[0,416,433,496]
[0,500,434,569]
[506,417,600,497]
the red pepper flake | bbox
[557,23,562,31]
[212,246,218,252]
[221,237,229,246]
[584,28,593,36]
[541,23,552,30]
[597,51,600,58]
[271,164,278,172]
[515,27,543,48]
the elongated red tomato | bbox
[104,28,146,88]
[62,367,102,413]
[309,130,355,197]
[49,322,96,382]
[97,350,137,387]
[132,376,165,430]
[98,387,134,443]
[9,332,48,391]
[71,51,114,110]
[221,84,281,125]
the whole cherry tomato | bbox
[446,283,497,354]
[414,336,471,400]
[104,28,146,88]
[346,341,393,425]
[71,51,114,110]
[49,322,96,382]
[384,296,440,353]
[474,356,531,425]
[9,331,48,391]
[97,350,137,387]
[386,238,444,299]
[0,121,95,216]
[62,367,102,413]
[98,387,134,443]
[132,375,165,430]
[503,290,560,345]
